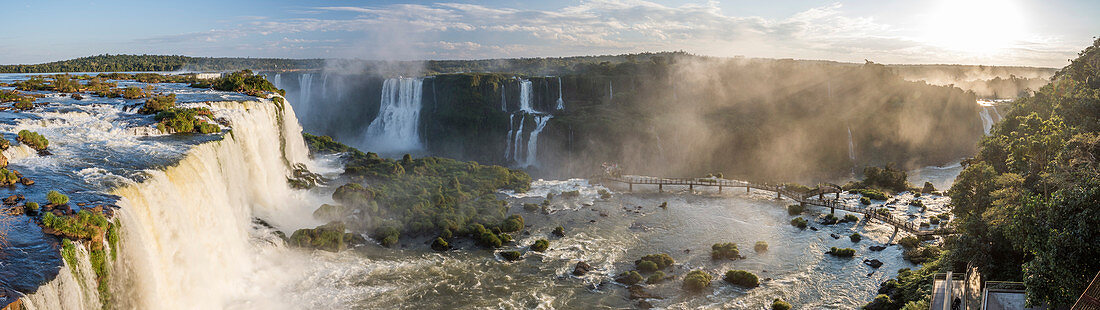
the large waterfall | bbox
[524,115,552,166]
[22,243,103,310]
[364,77,424,153]
[847,126,856,161]
[518,79,535,113]
[510,115,526,163]
[273,74,281,89]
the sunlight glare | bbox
[923,0,1027,54]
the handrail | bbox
[603,175,954,236]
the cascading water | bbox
[299,74,312,107]
[555,77,564,110]
[364,77,424,153]
[511,115,526,163]
[608,81,613,101]
[523,115,552,167]
[847,126,856,161]
[504,114,515,160]
[978,107,994,135]
[108,100,322,309]
[501,86,507,112]
[321,73,329,100]
[518,79,535,113]
[273,73,282,89]
[22,243,103,310]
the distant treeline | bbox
[0,54,323,73]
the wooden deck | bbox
[603,175,952,236]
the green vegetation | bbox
[499,250,523,261]
[772,298,792,310]
[860,197,872,205]
[431,237,450,251]
[850,233,862,242]
[25,202,39,212]
[154,108,220,134]
[711,242,740,260]
[786,204,804,215]
[552,225,565,237]
[826,247,856,257]
[0,54,323,73]
[851,164,912,193]
[616,270,643,285]
[598,189,612,199]
[195,70,285,97]
[288,221,366,252]
[912,38,1100,308]
[637,260,659,272]
[843,214,860,222]
[754,241,768,252]
[17,130,49,151]
[138,93,176,114]
[723,270,759,288]
[635,254,674,270]
[0,169,19,186]
[47,190,69,205]
[530,239,549,252]
[682,270,714,291]
[866,258,943,310]
[851,188,888,200]
[646,271,666,284]
[921,182,936,194]
[790,217,808,229]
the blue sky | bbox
[0,0,1095,67]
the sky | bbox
[0,0,1096,67]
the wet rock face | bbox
[863,259,884,268]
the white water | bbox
[22,243,103,310]
[504,114,515,160]
[298,74,312,108]
[608,81,613,101]
[108,100,323,309]
[364,77,423,153]
[511,115,526,163]
[991,106,1003,123]
[321,74,329,100]
[501,86,507,112]
[273,74,281,89]
[523,115,551,167]
[847,126,856,161]
[518,79,535,113]
[555,77,564,110]
[979,107,994,135]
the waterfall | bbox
[501,86,507,112]
[321,73,329,100]
[273,74,281,89]
[979,107,994,135]
[523,115,552,167]
[21,243,103,310]
[504,114,515,160]
[608,81,613,101]
[364,77,424,153]
[518,79,535,113]
[991,106,1003,123]
[107,100,320,309]
[299,74,312,107]
[847,126,856,161]
[555,77,564,110]
[511,115,526,163]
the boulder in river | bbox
[3,194,24,206]
[863,259,884,268]
[572,261,592,276]
[628,285,662,300]
[869,245,887,251]
[19,177,33,186]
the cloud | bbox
[126,0,1078,66]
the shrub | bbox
[682,270,713,291]
[500,250,523,261]
[897,236,920,249]
[530,239,549,252]
[853,188,888,200]
[598,189,611,199]
[723,270,759,288]
[865,294,894,310]
[822,213,839,225]
[431,237,450,251]
[637,260,659,272]
[502,214,524,233]
[843,214,860,223]
[860,164,910,193]
[552,225,565,237]
[13,98,34,110]
[154,108,217,134]
[754,241,768,252]
[139,93,176,114]
[523,203,540,212]
[289,222,349,252]
[772,298,792,310]
[850,233,862,242]
[786,204,805,215]
[903,245,941,264]
[17,130,48,151]
[47,190,69,205]
[616,271,643,285]
[373,226,400,248]
[636,253,674,270]
[827,247,856,257]
[790,217,808,229]
[711,242,740,260]
[646,271,665,284]
[921,182,936,194]
[860,197,872,205]
[561,190,580,198]
[122,86,146,99]
[25,202,39,212]
[929,217,940,225]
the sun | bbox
[922,0,1027,55]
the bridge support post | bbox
[819,193,823,200]
[718,186,722,193]
[689,184,693,193]
[746,186,750,193]
[800,201,805,208]
[776,191,781,199]
[629,183,633,192]
[658,184,662,193]
[836,192,840,199]
[830,207,835,215]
